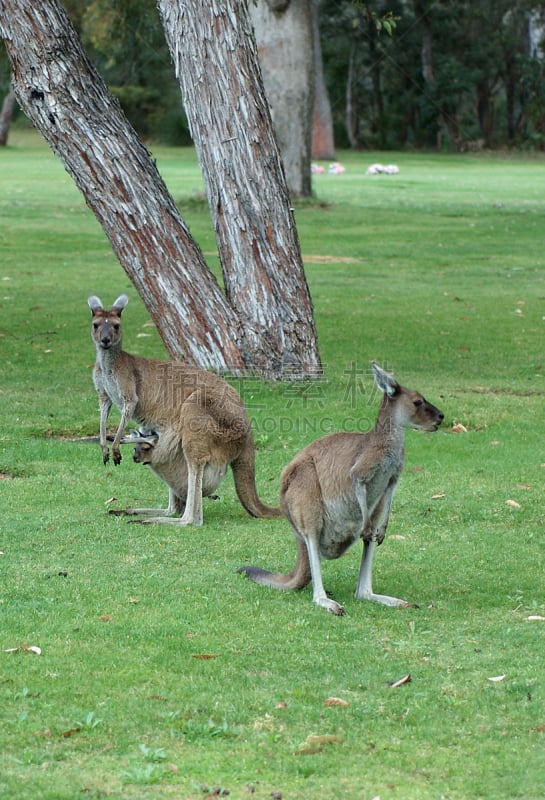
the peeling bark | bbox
[158,0,321,377]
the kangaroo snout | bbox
[407,393,444,433]
[434,410,445,429]
[423,406,444,431]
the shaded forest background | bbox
[2,0,545,152]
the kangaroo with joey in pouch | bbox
[239,362,444,615]
[117,428,228,517]
[88,294,281,526]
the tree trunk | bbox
[311,0,335,161]
[0,86,16,145]
[0,0,244,372]
[248,0,314,197]
[159,0,321,377]
[477,79,495,148]
[0,0,321,378]
[367,14,384,145]
[415,0,434,85]
[345,12,363,150]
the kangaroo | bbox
[115,429,227,518]
[239,362,444,614]
[88,294,281,525]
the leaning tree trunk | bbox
[0,86,16,145]
[159,0,321,377]
[0,0,244,372]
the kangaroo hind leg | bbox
[283,462,345,616]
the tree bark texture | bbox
[158,0,321,377]
[248,0,314,197]
[0,0,246,372]
[0,86,16,145]
[311,0,335,161]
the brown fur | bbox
[119,432,227,516]
[239,363,443,614]
[88,294,281,525]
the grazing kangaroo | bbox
[239,362,444,615]
[88,294,281,525]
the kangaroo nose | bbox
[101,336,111,347]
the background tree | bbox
[319,0,404,149]
[3,2,545,176]
[318,0,545,151]
[0,0,321,377]
[249,0,314,196]
[311,0,336,160]
[77,0,190,144]
[0,84,15,145]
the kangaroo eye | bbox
[113,324,120,331]
[414,399,423,408]
[93,322,100,330]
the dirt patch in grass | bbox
[302,254,361,264]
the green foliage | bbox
[319,0,543,150]
[2,131,545,798]
[75,0,190,144]
[3,1,544,149]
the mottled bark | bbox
[248,0,314,197]
[0,0,245,372]
[0,86,16,145]
[158,0,321,377]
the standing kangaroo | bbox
[88,294,281,525]
[239,362,444,615]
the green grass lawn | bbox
[1,129,545,799]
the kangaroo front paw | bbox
[112,449,122,466]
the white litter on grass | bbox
[366,163,399,175]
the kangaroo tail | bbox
[231,434,282,518]
[238,538,311,591]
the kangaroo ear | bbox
[371,361,399,397]
[88,295,103,314]
[112,294,129,314]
